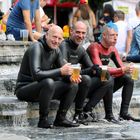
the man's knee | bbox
[123,75,134,86]
[68,83,79,93]
[91,77,102,88]
[41,78,54,89]
[103,76,114,88]
[81,75,91,87]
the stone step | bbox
[0,96,61,127]
[0,96,28,126]
[0,41,32,64]
[0,95,140,127]
[0,64,19,96]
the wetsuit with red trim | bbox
[88,42,125,77]
[88,42,134,117]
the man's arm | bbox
[90,11,97,29]
[134,27,140,50]
[22,9,37,42]
[125,30,133,54]
[89,43,125,77]
[30,44,62,81]
[34,8,42,33]
[72,9,80,25]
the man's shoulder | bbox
[29,42,43,51]
[89,42,100,49]
[61,38,70,44]
[60,38,71,49]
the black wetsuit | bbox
[60,38,114,118]
[15,36,78,118]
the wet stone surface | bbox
[0,120,140,140]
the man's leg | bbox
[103,77,118,122]
[73,75,91,124]
[15,78,56,128]
[52,80,79,127]
[113,75,140,121]
[83,77,102,112]
[83,77,117,123]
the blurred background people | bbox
[6,0,42,41]
[0,9,4,20]
[32,0,53,31]
[72,0,96,46]
[114,10,127,54]
[100,4,115,24]
[123,25,140,63]
[32,0,54,40]
[94,4,115,42]
[2,0,18,25]
[126,1,140,54]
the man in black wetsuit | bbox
[60,21,118,124]
[15,25,80,129]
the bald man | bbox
[15,25,80,128]
[60,21,118,124]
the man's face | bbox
[103,28,118,48]
[45,28,63,49]
[70,23,87,45]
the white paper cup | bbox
[20,29,28,41]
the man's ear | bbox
[69,28,73,35]
[45,31,48,37]
[102,32,105,38]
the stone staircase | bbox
[0,41,140,127]
[0,41,31,126]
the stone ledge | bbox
[0,41,32,46]
[0,96,28,116]
[0,95,140,126]
[0,41,32,63]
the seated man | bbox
[14,25,80,129]
[88,21,140,121]
[60,21,117,124]
[6,0,42,42]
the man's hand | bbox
[92,64,102,77]
[70,75,82,84]
[122,63,134,74]
[60,63,72,75]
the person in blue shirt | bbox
[123,25,140,62]
[6,0,42,42]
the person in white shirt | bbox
[32,0,54,40]
[114,10,127,54]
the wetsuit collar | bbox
[68,38,79,49]
[100,42,108,50]
[38,35,52,52]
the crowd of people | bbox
[1,0,140,129]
